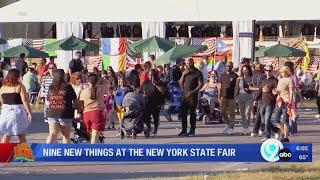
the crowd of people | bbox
[0,51,319,144]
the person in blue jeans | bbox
[164,59,183,121]
[284,61,300,135]
[273,66,294,143]
[165,81,183,121]
[255,65,279,141]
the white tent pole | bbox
[25,23,28,39]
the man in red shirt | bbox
[140,61,152,85]
[38,58,47,78]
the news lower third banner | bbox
[0,140,312,163]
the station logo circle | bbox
[278,148,292,162]
[260,139,283,162]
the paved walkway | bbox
[0,107,319,179]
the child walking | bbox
[104,86,115,129]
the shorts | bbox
[47,118,73,126]
[83,109,106,131]
[0,104,29,135]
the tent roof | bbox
[0,0,319,22]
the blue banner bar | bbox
[27,142,312,162]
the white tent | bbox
[0,0,320,22]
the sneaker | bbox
[251,132,258,137]
[228,128,234,135]
[132,131,137,139]
[223,125,229,133]
[178,131,188,136]
[144,129,150,138]
[116,132,122,137]
[164,114,173,121]
[187,131,195,137]
[151,131,157,138]
[99,134,105,143]
[258,130,264,137]
[274,133,280,140]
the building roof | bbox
[0,0,319,22]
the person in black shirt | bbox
[68,51,84,75]
[141,78,164,137]
[255,65,279,141]
[46,69,81,143]
[129,64,142,88]
[219,61,238,135]
[250,63,266,137]
[164,59,183,122]
[0,62,5,87]
[166,58,183,83]
[178,58,204,136]
[107,66,118,88]
[15,53,28,77]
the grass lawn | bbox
[147,162,320,180]
[207,162,320,180]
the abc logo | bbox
[278,148,292,162]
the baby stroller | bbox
[198,97,214,124]
[71,119,90,143]
[120,92,145,139]
[71,119,105,143]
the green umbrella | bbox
[45,35,99,51]
[0,38,7,45]
[255,43,306,67]
[131,36,175,52]
[2,45,49,58]
[255,43,306,57]
[153,45,208,65]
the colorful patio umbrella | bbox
[153,45,208,65]
[2,45,48,58]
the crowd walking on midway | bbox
[0,51,319,144]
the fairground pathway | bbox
[0,107,319,180]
